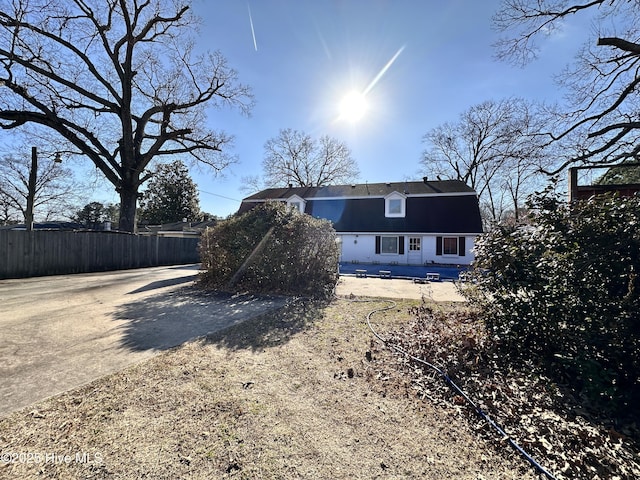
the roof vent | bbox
[288,183,293,189]
[423,176,428,183]
[351,184,356,188]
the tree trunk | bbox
[118,186,139,233]
[25,147,38,231]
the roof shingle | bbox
[240,180,475,203]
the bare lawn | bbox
[0,297,532,479]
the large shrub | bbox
[199,203,339,299]
[463,193,640,414]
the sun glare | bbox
[339,91,367,123]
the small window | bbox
[385,193,406,218]
[376,235,404,255]
[388,199,402,214]
[409,237,421,251]
[286,195,306,213]
[381,236,398,254]
[443,237,458,255]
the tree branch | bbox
[598,37,640,55]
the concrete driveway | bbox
[0,265,286,417]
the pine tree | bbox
[139,161,201,225]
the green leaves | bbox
[463,193,640,414]
[138,160,201,224]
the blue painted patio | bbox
[339,262,468,281]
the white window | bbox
[286,195,306,213]
[381,236,398,254]
[443,237,458,255]
[388,199,402,214]
[384,192,406,218]
[409,237,421,251]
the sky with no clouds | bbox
[2,0,591,219]
[185,0,587,217]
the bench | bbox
[425,272,440,281]
[355,269,367,278]
[379,270,391,279]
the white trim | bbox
[337,231,482,236]
[379,235,399,254]
[242,191,477,203]
[384,191,406,218]
[286,194,306,213]
[442,236,459,255]
[310,192,476,200]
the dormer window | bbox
[286,195,306,213]
[385,192,406,218]
[388,199,402,214]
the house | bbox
[568,164,640,202]
[238,178,483,266]
[137,220,218,238]
[0,221,85,231]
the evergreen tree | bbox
[73,202,119,227]
[139,161,201,225]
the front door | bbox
[407,237,422,265]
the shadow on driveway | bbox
[113,286,289,351]
[127,275,196,295]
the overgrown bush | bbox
[462,193,640,415]
[199,202,339,299]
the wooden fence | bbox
[0,230,200,279]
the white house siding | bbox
[423,235,476,266]
[340,233,476,266]
[339,234,377,263]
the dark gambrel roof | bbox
[307,196,483,234]
[240,180,475,203]
[238,180,483,234]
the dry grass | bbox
[0,296,532,479]
[380,302,640,480]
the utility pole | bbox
[25,147,37,232]
[24,147,62,231]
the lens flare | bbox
[336,45,405,124]
[339,91,368,122]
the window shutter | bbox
[375,235,381,254]
[459,237,466,257]
[436,236,442,256]
[398,236,404,255]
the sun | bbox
[339,91,368,123]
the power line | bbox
[198,189,241,203]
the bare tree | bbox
[494,0,640,171]
[0,0,252,232]
[421,98,550,225]
[261,128,359,188]
[0,151,81,224]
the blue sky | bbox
[181,0,585,218]
[4,0,587,219]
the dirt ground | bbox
[336,275,466,302]
[0,295,532,479]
